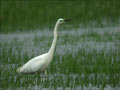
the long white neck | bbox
[48,21,59,56]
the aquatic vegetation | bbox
[0,26,120,89]
[1,0,120,32]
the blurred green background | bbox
[1,0,120,32]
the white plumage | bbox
[17,18,71,75]
[17,53,49,73]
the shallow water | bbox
[0,26,119,56]
[15,84,119,90]
[0,26,120,89]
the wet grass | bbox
[0,26,120,89]
[1,0,120,32]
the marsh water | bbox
[0,26,120,90]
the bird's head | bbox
[57,18,71,25]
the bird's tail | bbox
[17,65,24,73]
[17,67,21,72]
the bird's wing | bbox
[17,53,48,73]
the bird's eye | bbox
[61,20,64,22]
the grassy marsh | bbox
[0,0,120,90]
[1,0,120,32]
[0,26,120,89]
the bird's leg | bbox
[40,70,47,78]
[45,69,47,76]
[40,70,47,82]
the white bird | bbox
[17,18,71,75]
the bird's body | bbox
[17,53,50,73]
[17,18,71,75]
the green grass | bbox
[1,0,120,32]
[1,49,120,89]
[0,27,120,89]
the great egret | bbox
[17,18,71,75]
